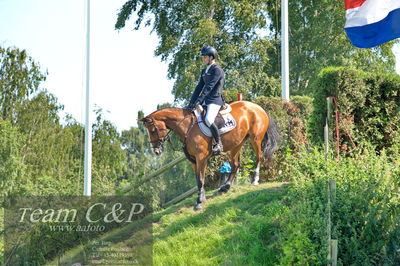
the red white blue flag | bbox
[344,0,400,48]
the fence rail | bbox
[121,155,187,194]
[162,186,198,208]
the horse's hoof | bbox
[251,181,259,186]
[213,190,224,196]
[223,184,231,191]
[216,184,231,194]
[193,203,202,211]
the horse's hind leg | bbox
[219,139,246,193]
[250,137,263,185]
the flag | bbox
[344,0,400,48]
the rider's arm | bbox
[197,66,223,103]
[189,70,205,105]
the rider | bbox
[187,46,225,155]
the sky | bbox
[0,0,399,132]
[0,0,174,131]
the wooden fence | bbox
[121,154,197,208]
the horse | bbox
[139,100,280,211]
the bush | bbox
[279,146,400,265]
[311,67,400,151]
[254,96,313,181]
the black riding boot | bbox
[209,123,223,155]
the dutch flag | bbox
[344,0,400,48]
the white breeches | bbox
[204,103,222,127]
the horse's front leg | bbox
[194,158,207,211]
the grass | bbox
[50,182,289,266]
[153,183,288,265]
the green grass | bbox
[52,182,289,266]
[153,182,288,266]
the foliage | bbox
[115,0,281,100]
[0,46,46,121]
[0,119,26,197]
[115,1,397,99]
[0,46,136,198]
[253,95,313,181]
[281,147,400,265]
[267,1,398,94]
[16,91,76,194]
[92,107,127,195]
[311,67,400,151]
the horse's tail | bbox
[262,115,281,161]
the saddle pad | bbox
[194,109,237,137]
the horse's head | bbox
[138,116,168,156]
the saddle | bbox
[197,104,232,129]
[194,104,236,137]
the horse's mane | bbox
[147,107,190,120]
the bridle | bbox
[146,117,170,150]
[146,111,194,150]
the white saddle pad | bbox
[194,108,237,137]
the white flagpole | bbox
[281,0,290,100]
[84,0,92,196]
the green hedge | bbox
[280,146,400,264]
[311,67,400,150]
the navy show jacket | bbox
[189,64,225,106]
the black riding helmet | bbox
[200,46,217,59]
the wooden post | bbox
[327,97,340,160]
[327,181,332,264]
[237,93,242,101]
[324,117,329,159]
[326,98,338,265]
[330,239,338,266]
[327,98,332,123]
[325,97,333,158]
[329,179,336,204]
[327,179,337,266]
[122,155,186,194]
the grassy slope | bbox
[52,182,289,266]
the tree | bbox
[115,0,397,98]
[116,0,280,100]
[267,0,397,94]
[92,107,127,194]
[0,119,26,197]
[0,46,46,122]
[16,92,81,195]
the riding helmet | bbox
[200,46,217,59]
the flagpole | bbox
[281,0,290,101]
[84,0,92,196]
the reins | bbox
[147,110,196,151]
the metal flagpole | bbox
[281,0,290,100]
[84,0,92,196]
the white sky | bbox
[0,0,399,131]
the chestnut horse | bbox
[139,101,280,210]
